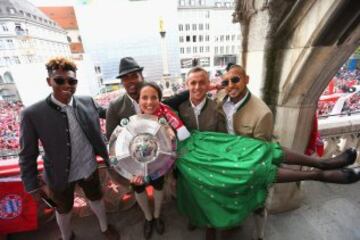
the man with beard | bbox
[217,64,273,240]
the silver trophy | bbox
[108,114,176,181]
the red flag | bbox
[0,181,38,234]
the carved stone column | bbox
[233,0,360,212]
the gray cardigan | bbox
[19,95,108,192]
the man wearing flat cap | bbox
[106,57,188,140]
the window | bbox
[186,35,191,42]
[205,35,209,41]
[6,39,14,48]
[2,24,9,32]
[215,2,222,7]
[215,36,218,42]
[13,56,21,64]
[7,8,16,14]
[179,36,184,43]
[180,47,185,54]
[220,46,224,54]
[179,24,183,31]
[26,12,31,17]
[232,45,235,53]
[190,0,195,5]
[0,76,3,84]
[226,46,229,54]
[226,35,230,41]
[220,35,224,41]
[193,46,197,53]
[231,34,235,41]
[4,57,11,66]
[199,24,203,30]
[199,35,203,42]
[78,36,82,42]
[179,0,185,6]
[205,23,209,30]
[0,40,4,49]
[199,46,204,53]
[67,36,72,43]
[19,10,24,15]
[205,10,210,18]
[193,35,197,42]
[4,72,14,83]
[192,24,197,31]
[186,47,191,54]
[205,46,210,52]
[185,24,190,31]
[215,47,218,54]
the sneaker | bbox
[154,217,165,234]
[102,224,120,240]
[144,219,153,239]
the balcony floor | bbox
[9,181,360,240]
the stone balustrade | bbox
[319,114,360,162]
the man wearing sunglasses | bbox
[19,57,119,240]
[218,64,273,240]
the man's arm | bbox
[163,90,189,111]
[18,110,40,193]
[105,101,119,140]
[253,111,274,141]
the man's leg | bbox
[48,184,76,240]
[80,169,119,240]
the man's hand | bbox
[130,175,144,186]
[30,188,45,202]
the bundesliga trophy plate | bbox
[108,114,176,181]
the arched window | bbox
[67,36,72,43]
[3,72,14,83]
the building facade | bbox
[0,0,71,101]
[177,0,240,78]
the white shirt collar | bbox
[51,94,73,108]
[190,97,207,113]
[224,90,249,110]
[127,94,141,114]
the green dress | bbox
[176,131,283,228]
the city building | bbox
[177,0,240,78]
[0,0,71,101]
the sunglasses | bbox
[53,77,78,86]
[221,76,241,87]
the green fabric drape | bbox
[176,131,283,228]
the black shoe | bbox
[342,167,360,183]
[319,148,357,170]
[144,219,153,239]
[154,217,165,234]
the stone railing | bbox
[318,114,360,162]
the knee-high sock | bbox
[253,209,267,240]
[153,189,164,218]
[135,192,153,221]
[88,199,108,232]
[56,211,73,240]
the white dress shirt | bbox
[190,97,207,129]
[222,91,249,134]
[127,94,141,114]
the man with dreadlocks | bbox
[19,57,120,240]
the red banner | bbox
[0,181,38,234]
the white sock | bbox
[55,211,73,240]
[253,209,267,240]
[135,192,153,221]
[153,189,164,218]
[88,199,108,232]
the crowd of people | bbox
[318,66,360,116]
[0,100,23,157]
